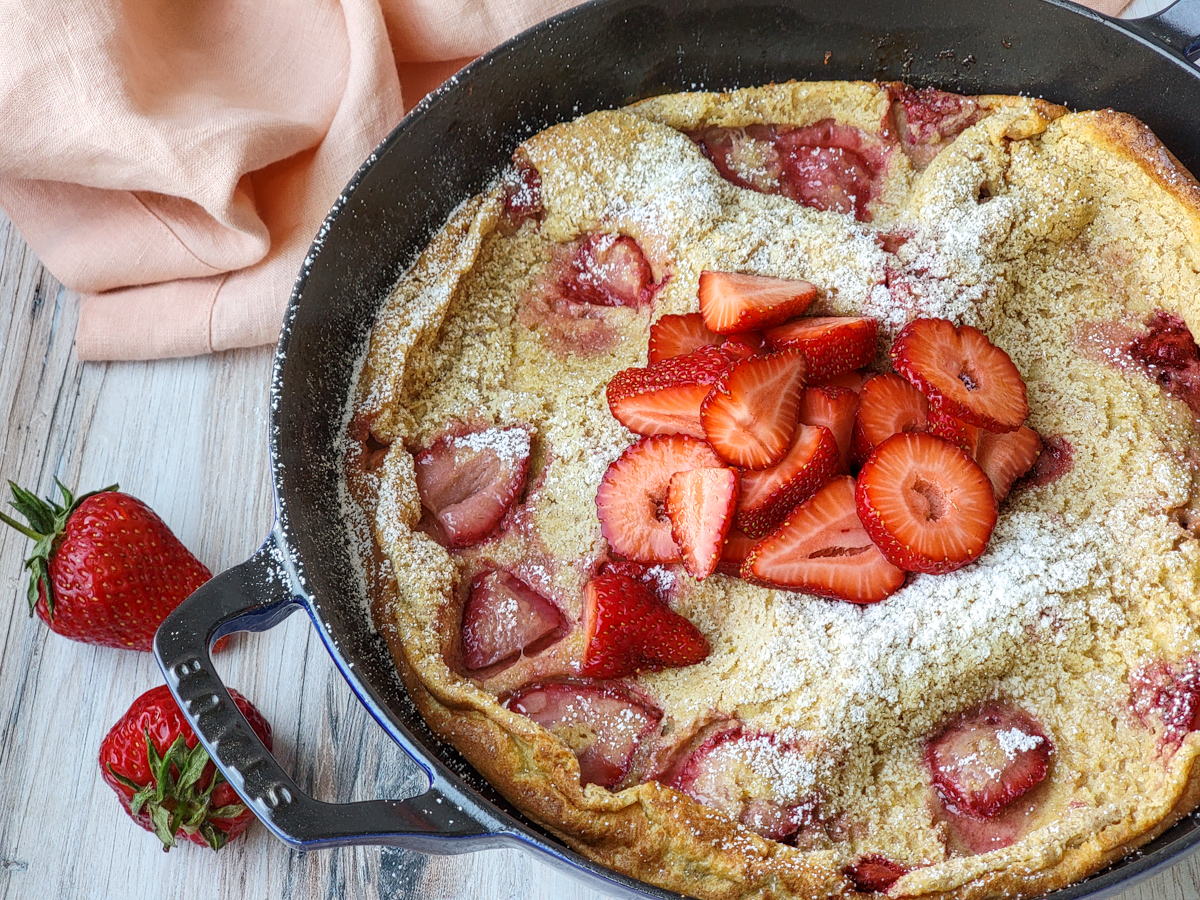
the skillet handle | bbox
[1122,0,1200,62]
[153,529,509,852]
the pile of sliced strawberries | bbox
[598,271,1045,605]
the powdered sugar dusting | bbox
[997,727,1045,758]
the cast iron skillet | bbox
[155,1,1200,897]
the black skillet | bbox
[154,1,1200,897]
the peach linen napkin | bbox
[0,0,1130,361]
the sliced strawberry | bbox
[856,433,997,575]
[504,681,662,789]
[798,385,859,474]
[763,316,878,380]
[889,84,981,169]
[851,373,929,467]
[697,272,817,334]
[891,318,1029,433]
[500,154,544,231]
[843,855,910,893]
[926,702,1052,819]
[976,426,1042,501]
[743,476,905,603]
[926,406,980,458]
[580,572,710,678]
[648,313,724,363]
[666,467,739,579]
[720,330,768,360]
[737,424,839,538]
[461,570,566,671]
[557,232,658,307]
[811,368,871,393]
[607,346,732,438]
[717,528,758,577]
[413,426,531,549]
[596,434,724,563]
[1130,656,1200,749]
[701,350,808,470]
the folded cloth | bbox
[0,0,1131,360]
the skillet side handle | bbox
[1123,0,1200,62]
[153,529,509,852]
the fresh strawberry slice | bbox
[413,426,531,549]
[648,313,724,363]
[926,406,980,457]
[737,424,839,538]
[717,528,758,577]
[504,681,662,789]
[697,272,817,334]
[743,476,905,603]
[720,330,768,360]
[926,702,1052,819]
[975,426,1042,501]
[891,318,1029,433]
[460,569,566,671]
[580,572,710,678]
[556,232,658,307]
[763,316,878,380]
[856,433,998,574]
[843,855,910,893]
[810,368,871,393]
[701,350,808,469]
[851,373,929,467]
[607,346,732,438]
[596,434,724,563]
[666,467,739,579]
[798,385,859,474]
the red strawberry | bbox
[926,702,1052,819]
[666,467,739,579]
[720,330,768,360]
[811,368,871,393]
[100,685,271,850]
[717,527,758,577]
[856,433,998,574]
[557,232,658,307]
[843,855,910,893]
[0,482,212,651]
[737,423,840,538]
[975,426,1042,501]
[648,312,724,363]
[595,434,723,563]
[580,572,710,678]
[701,350,808,469]
[697,271,817,334]
[460,569,566,671]
[851,373,930,467]
[798,385,859,473]
[891,318,1029,432]
[743,476,905,603]
[926,406,980,457]
[607,346,732,438]
[763,316,878,379]
[503,681,662,789]
[500,154,544,231]
[413,426,531,549]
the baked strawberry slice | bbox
[717,527,758,577]
[743,476,905,603]
[926,702,1052,819]
[926,406,981,457]
[856,433,998,574]
[666,467,739,579]
[843,855,910,893]
[701,350,808,470]
[891,318,1029,433]
[607,346,732,438]
[461,569,566,671]
[737,423,839,538]
[763,316,878,380]
[697,271,817,334]
[504,681,662,789]
[413,426,531,549]
[596,434,724,563]
[975,426,1042,501]
[851,373,929,467]
[558,232,658,307]
[798,385,858,474]
[648,313,724,363]
[580,572,710,678]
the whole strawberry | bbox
[0,481,212,650]
[100,684,272,851]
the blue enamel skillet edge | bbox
[154,1,1200,897]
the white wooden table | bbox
[0,3,1196,896]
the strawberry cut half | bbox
[798,385,859,474]
[891,318,1029,433]
[580,572,710,678]
[851,373,930,467]
[460,569,566,671]
[763,316,878,380]
[926,702,1053,819]
[697,271,817,334]
[743,476,905,604]
[413,426,531,549]
[666,467,739,579]
[504,681,662,789]
[648,312,724,363]
[701,350,808,470]
[843,855,910,893]
[976,426,1042,501]
[737,423,840,538]
[557,232,658,307]
[856,433,998,575]
[607,346,733,438]
[596,434,724,563]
